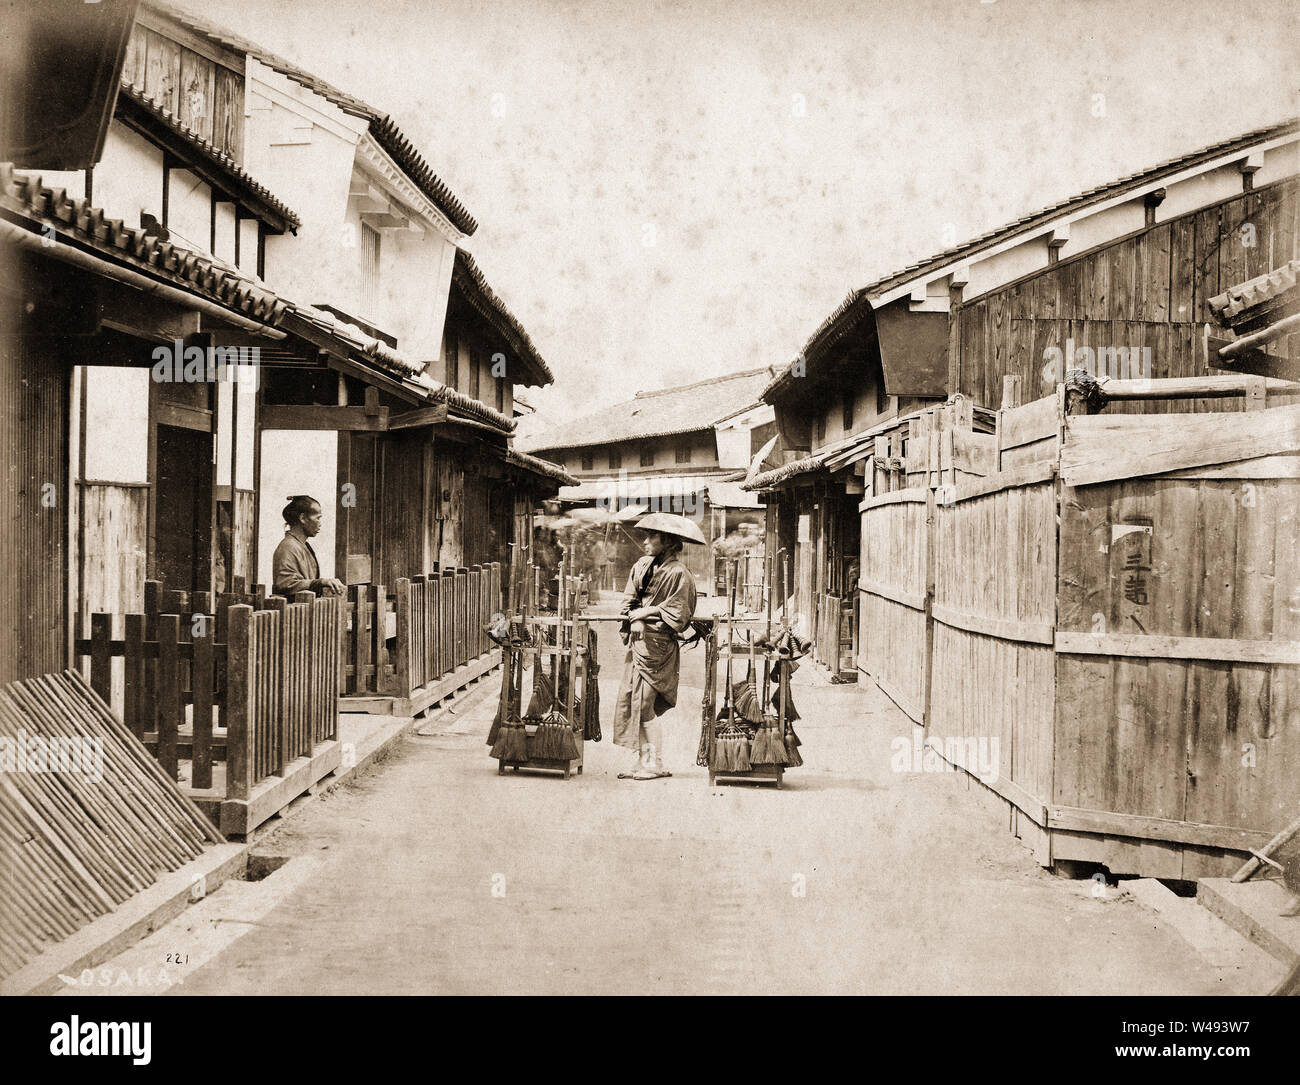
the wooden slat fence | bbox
[74,584,340,807]
[342,563,502,702]
[858,376,1300,877]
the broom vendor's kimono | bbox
[612,552,698,772]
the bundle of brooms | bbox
[489,646,529,762]
[710,575,756,773]
[528,647,578,761]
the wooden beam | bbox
[387,404,450,430]
[259,404,390,432]
[94,277,201,343]
[1061,404,1300,487]
[1047,805,1270,852]
[1055,631,1300,665]
[1207,335,1300,381]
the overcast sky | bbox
[208,0,1298,431]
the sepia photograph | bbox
[1,0,1298,1055]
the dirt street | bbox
[70,597,1278,996]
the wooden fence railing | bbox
[75,587,341,809]
[340,563,502,710]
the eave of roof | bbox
[3,163,513,432]
[763,118,1300,402]
[116,80,301,233]
[862,118,1299,307]
[2,162,288,324]
[451,249,554,387]
[1209,260,1300,328]
[742,453,827,491]
[143,1,477,235]
[506,448,576,486]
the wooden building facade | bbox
[1,1,571,686]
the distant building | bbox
[520,368,779,594]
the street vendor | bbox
[272,495,345,598]
[612,512,703,780]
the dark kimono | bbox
[611,554,698,750]
[271,532,320,597]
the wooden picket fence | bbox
[340,562,503,715]
[74,580,342,834]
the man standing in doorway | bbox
[612,512,703,780]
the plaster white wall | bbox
[168,169,212,254]
[39,170,86,199]
[237,217,260,274]
[93,124,164,228]
[245,59,368,310]
[214,201,237,264]
[1066,200,1146,255]
[215,369,258,490]
[82,367,149,483]
[257,429,338,587]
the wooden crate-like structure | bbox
[494,614,589,780]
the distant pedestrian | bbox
[272,495,345,597]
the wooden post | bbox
[156,614,180,780]
[1001,374,1023,410]
[351,583,371,696]
[455,568,468,669]
[192,616,214,789]
[123,613,146,739]
[394,578,412,698]
[373,583,388,696]
[89,612,112,705]
[225,604,254,802]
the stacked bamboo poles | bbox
[0,670,222,980]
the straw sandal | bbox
[633,768,672,780]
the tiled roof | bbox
[1,162,288,323]
[505,449,576,486]
[764,117,1300,401]
[1209,260,1300,328]
[451,249,554,387]
[117,80,300,231]
[519,368,775,453]
[3,164,512,432]
[857,118,1299,305]
[143,1,478,235]
[288,304,514,430]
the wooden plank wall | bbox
[78,483,148,621]
[232,488,255,583]
[121,24,245,161]
[1054,461,1300,879]
[859,491,929,722]
[0,333,67,685]
[930,470,1057,827]
[380,433,425,590]
[954,180,1299,410]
